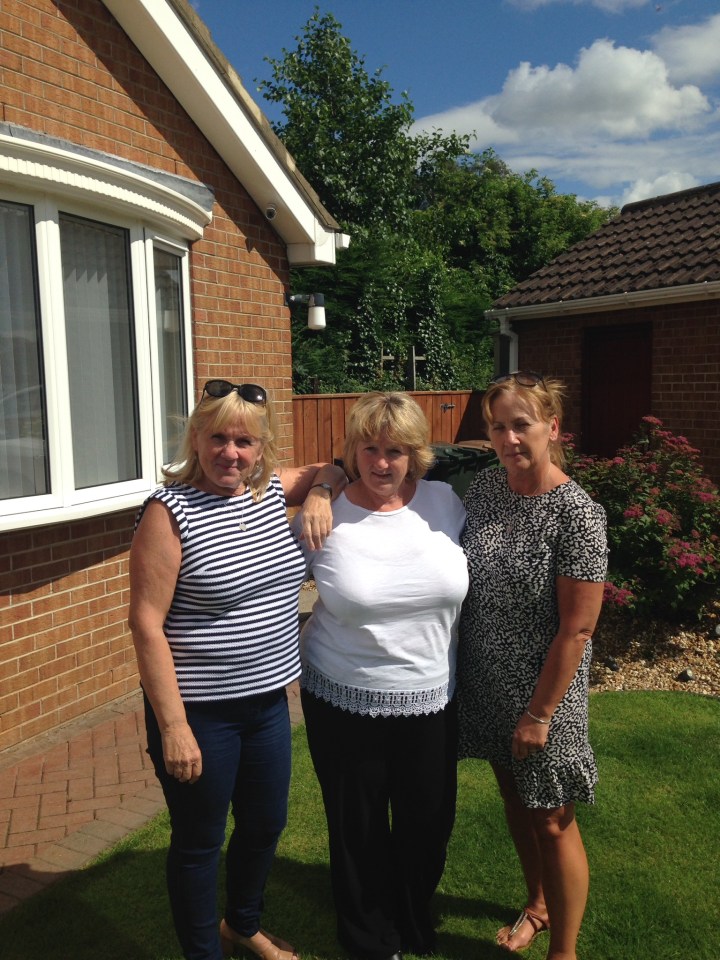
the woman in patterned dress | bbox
[129,379,346,960]
[458,372,607,959]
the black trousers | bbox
[301,689,458,960]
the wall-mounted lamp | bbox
[286,292,326,331]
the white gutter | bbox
[498,316,519,370]
[485,280,720,321]
[101,0,350,265]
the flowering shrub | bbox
[567,417,720,621]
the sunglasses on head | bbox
[490,370,546,388]
[201,380,267,405]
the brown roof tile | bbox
[492,180,720,309]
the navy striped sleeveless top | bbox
[138,475,305,701]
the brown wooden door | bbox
[582,322,652,457]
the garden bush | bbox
[567,416,720,621]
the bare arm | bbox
[512,576,604,760]
[277,462,347,550]
[128,499,202,783]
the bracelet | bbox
[309,482,333,496]
[526,709,552,725]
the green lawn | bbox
[0,691,718,960]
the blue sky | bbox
[191,0,720,208]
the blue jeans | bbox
[144,688,292,960]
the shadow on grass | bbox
[1,692,718,960]
[0,850,525,960]
[0,847,171,960]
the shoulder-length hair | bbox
[343,392,435,481]
[162,390,279,500]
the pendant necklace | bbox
[505,471,548,537]
[237,483,250,531]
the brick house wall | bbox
[0,0,298,750]
[514,300,720,482]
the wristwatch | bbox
[310,482,333,496]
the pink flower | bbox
[603,582,635,607]
[623,505,644,519]
[655,509,675,527]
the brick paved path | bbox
[0,682,305,915]
[0,591,315,915]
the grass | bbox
[0,691,718,960]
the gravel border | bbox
[590,602,720,698]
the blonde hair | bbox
[163,390,279,499]
[343,392,434,481]
[482,375,567,468]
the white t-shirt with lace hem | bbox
[297,479,468,717]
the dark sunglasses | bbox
[201,380,267,405]
[490,370,546,388]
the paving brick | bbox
[79,819,131,843]
[96,807,152,830]
[0,867,50,900]
[0,769,17,800]
[67,776,94,801]
[122,794,165,818]
[10,825,66,848]
[56,831,107,859]
[32,843,88,870]
[0,844,36,868]
[0,683,304,914]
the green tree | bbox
[259,9,418,230]
[261,11,615,393]
[411,148,613,298]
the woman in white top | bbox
[298,392,469,960]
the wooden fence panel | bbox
[292,391,486,465]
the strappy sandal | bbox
[219,921,299,960]
[496,908,549,952]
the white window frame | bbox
[143,234,194,476]
[0,131,211,531]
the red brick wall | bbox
[0,0,297,749]
[514,300,720,482]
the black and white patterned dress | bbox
[457,466,608,809]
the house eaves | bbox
[486,180,720,323]
[101,0,350,266]
[485,280,720,322]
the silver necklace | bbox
[235,484,250,531]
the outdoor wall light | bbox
[286,292,326,331]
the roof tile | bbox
[492,180,720,309]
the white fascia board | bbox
[0,129,212,238]
[101,0,342,265]
[485,280,720,322]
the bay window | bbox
[0,195,193,528]
[0,128,212,530]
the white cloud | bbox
[415,39,709,147]
[652,13,720,84]
[412,18,720,209]
[508,0,649,12]
[489,40,708,140]
[500,130,720,206]
[618,172,699,205]
[414,103,520,146]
